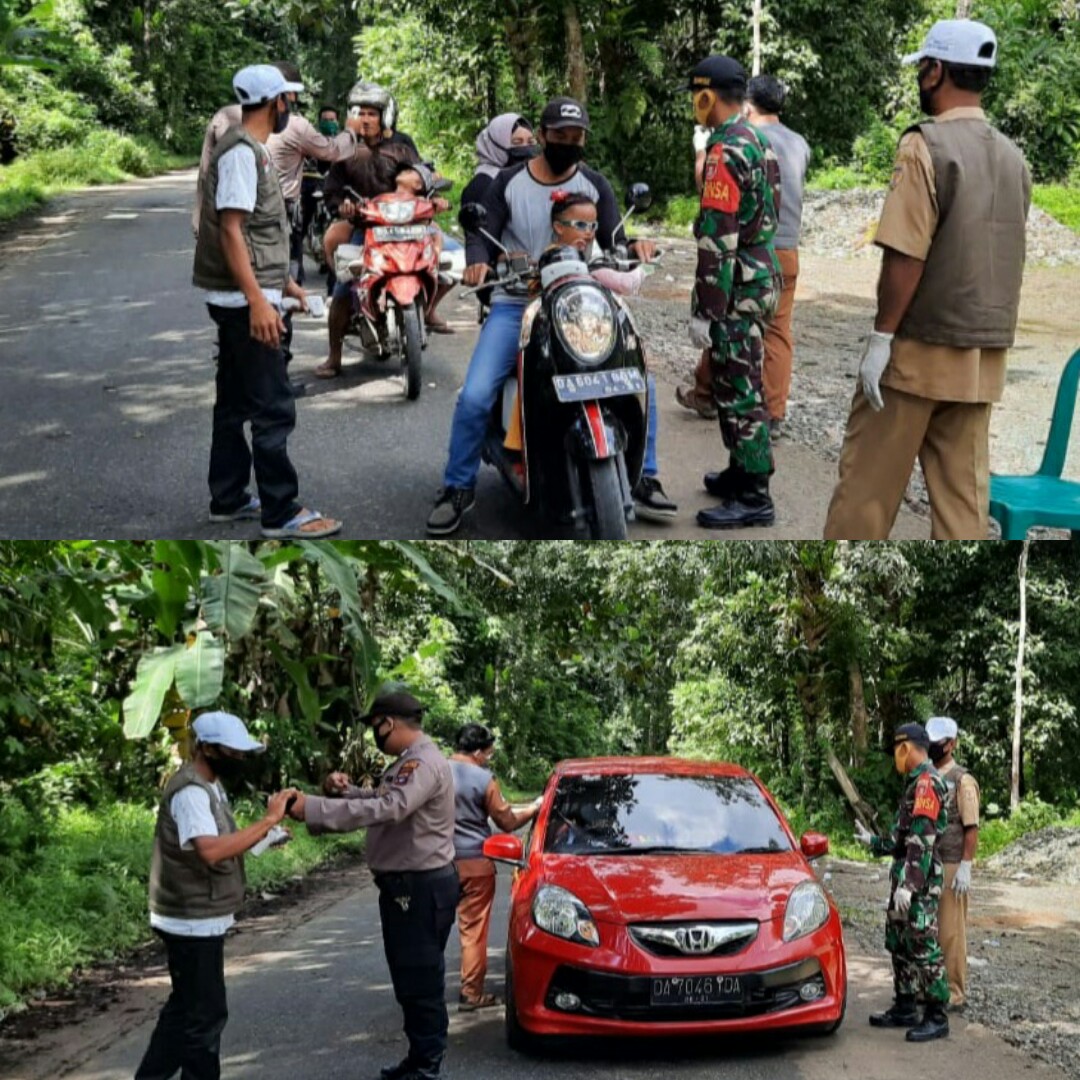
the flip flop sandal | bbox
[314,363,342,379]
[209,495,261,523]
[261,509,342,539]
[458,994,500,1012]
[426,320,455,335]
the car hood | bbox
[540,852,814,924]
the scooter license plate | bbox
[371,225,427,242]
[552,369,647,403]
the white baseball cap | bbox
[926,716,959,742]
[903,20,998,68]
[192,711,266,753]
[233,64,304,107]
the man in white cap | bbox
[926,715,981,1011]
[192,64,342,539]
[136,712,297,1080]
[825,20,1031,540]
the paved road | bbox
[40,866,1067,1080]
[0,171,928,539]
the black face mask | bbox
[206,752,250,785]
[928,741,949,764]
[542,141,584,174]
[507,144,541,164]
[918,65,945,116]
[372,719,393,753]
[274,99,291,135]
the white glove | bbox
[532,796,544,809]
[953,860,972,895]
[893,886,913,917]
[693,124,712,154]
[854,820,873,847]
[689,316,713,350]
[859,330,894,412]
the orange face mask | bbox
[694,89,718,126]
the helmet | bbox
[346,80,398,134]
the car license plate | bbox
[649,975,743,1007]
[552,369,647,403]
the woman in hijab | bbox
[459,113,538,216]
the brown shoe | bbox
[458,994,500,1012]
[675,384,717,420]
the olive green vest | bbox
[192,126,289,294]
[898,118,1030,350]
[937,761,972,864]
[148,762,246,919]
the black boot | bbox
[869,994,918,1028]
[702,465,741,499]
[697,472,776,529]
[379,1060,414,1080]
[906,1003,949,1042]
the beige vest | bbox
[149,763,246,919]
[899,118,1029,349]
[192,126,289,293]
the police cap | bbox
[681,56,748,93]
[359,690,424,725]
[882,722,930,754]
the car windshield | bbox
[543,773,792,856]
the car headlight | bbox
[782,881,830,942]
[553,285,616,366]
[532,885,600,947]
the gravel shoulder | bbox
[824,835,1080,1080]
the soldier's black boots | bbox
[379,1061,414,1080]
[869,994,919,1028]
[906,1004,950,1042]
[697,469,776,529]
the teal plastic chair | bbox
[989,347,1080,539]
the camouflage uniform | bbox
[692,115,781,476]
[871,760,950,1005]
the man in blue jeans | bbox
[426,96,656,536]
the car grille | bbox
[629,921,759,958]
[545,957,824,1023]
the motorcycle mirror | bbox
[433,177,453,194]
[627,183,653,212]
[458,203,487,232]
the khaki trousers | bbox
[939,862,969,1006]
[455,858,496,1002]
[693,248,799,422]
[824,385,992,540]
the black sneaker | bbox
[632,476,677,522]
[426,487,476,536]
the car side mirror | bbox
[800,832,829,860]
[626,182,653,212]
[483,833,525,867]
[458,202,486,232]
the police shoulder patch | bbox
[393,759,421,786]
[913,774,942,819]
[702,146,740,214]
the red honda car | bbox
[483,757,846,1050]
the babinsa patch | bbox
[913,774,942,819]
[702,147,740,214]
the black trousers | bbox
[135,931,228,1080]
[375,864,460,1070]
[207,304,300,528]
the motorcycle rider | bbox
[315,83,425,379]
[426,96,655,536]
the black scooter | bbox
[459,184,655,540]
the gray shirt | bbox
[304,735,455,872]
[758,122,811,249]
[450,759,494,860]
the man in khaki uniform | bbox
[927,716,980,1009]
[824,20,1031,539]
[288,691,457,1080]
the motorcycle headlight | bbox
[381,200,417,225]
[532,885,600,947]
[782,882,830,942]
[553,285,616,366]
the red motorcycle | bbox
[333,178,454,400]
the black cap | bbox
[882,722,930,754]
[358,691,424,725]
[681,55,748,93]
[540,97,591,132]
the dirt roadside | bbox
[824,855,1080,1080]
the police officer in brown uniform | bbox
[288,692,457,1080]
[824,20,1031,540]
[926,716,980,1009]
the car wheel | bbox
[504,961,538,1054]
